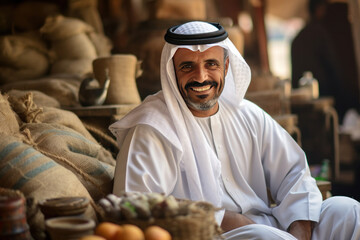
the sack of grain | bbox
[40,15,93,41]
[40,15,98,78]
[22,123,115,201]
[0,77,81,107]
[87,32,113,57]
[0,133,96,240]
[7,91,97,144]
[50,58,93,77]
[0,34,50,84]
[0,93,20,136]
[7,90,61,108]
[52,33,97,59]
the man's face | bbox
[173,46,229,117]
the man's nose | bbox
[193,66,208,82]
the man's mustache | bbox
[185,81,218,90]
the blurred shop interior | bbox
[0,0,360,201]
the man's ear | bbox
[225,57,230,76]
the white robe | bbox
[110,21,360,239]
[111,94,322,231]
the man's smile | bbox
[185,81,218,94]
[190,85,212,92]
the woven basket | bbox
[102,200,223,240]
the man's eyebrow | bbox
[205,59,220,64]
[178,61,194,68]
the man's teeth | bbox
[191,85,211,92]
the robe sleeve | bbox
[113,124,178,196]
[259,110,322,230]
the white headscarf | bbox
[160,21,251,207]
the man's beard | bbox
[182,80,220,111]
[184,95,219,111]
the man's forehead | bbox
[173,46,225,59]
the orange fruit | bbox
[95,222,123,240]
[113,224,144,240]
[80,235,107,240]
[144,226,171,240]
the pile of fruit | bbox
[80,222,171,240]
[97,192,183,221]
[94,192,220,240]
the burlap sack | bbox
[22,123,115,201]
[52,33,97,59]
[0,34,49,84]
[93,54,142,104]
[0,93,20,136]
[0,133,96,240]
[40,15,99,78]
[0,77,81,107]
[87,32,113,57]
[6,91,99,145]
[7,90,61,108]
[51,58,94,77]
[37,107,99,143]
[40,15,93,41]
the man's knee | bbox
[321,196,360,218]
[313,196,360,239]
[222,224,296,240]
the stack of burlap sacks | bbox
[0,89,116,240]
[0,0,112,107]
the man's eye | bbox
[207,62,219,69]
[180,65,193,72]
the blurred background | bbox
[0,0,359,200]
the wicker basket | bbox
[124,201,221,240]
[100,198,223,240]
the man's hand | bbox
[288,220,313,240]
[221,210,255,232]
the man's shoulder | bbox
[114,92,170,127]
[228,98,266,117]
[109,92,178,143]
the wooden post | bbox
[348,0,360,104]
[251,0,270,73]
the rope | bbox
[21,92,43,123]
[82,122,119,151]
[21,128,106,198]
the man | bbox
[291,0,360,123]
[110,21,360,239]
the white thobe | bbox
[112,97,360,239]
[113,99,322,229]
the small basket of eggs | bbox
[95,192,223,240]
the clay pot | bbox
[45,216,95,240]
[39,196,90,219]
[0,188,31,240]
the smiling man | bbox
[174,46,228,116]
[110,21,360,240]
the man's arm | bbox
[288,220,313,240]
[113,125,178,195]
[220,210,255,232]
